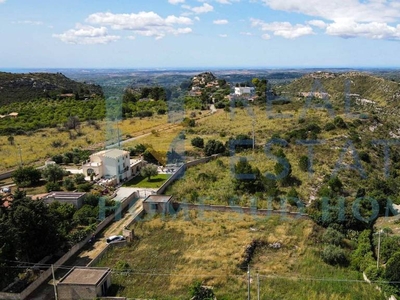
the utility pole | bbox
[257,272,260,300]
[252,121,255,151]
[377,229,382,269]
[51,264,58,300]
[247,265,251,300]
[17,145,22,167]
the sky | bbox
[1,0,400,68]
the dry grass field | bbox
[96,211,384,299]
[0,116,168,172]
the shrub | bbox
[334,116,347,129]
[178,132,186,140]
[298,155,310,172]
[359,151,371,163]
[322,227,345,246]
[74,173,86,185]
[77,183,92,192]
[115,260,132,272]
[157,108,166,115]
[287,187,300,206]
[351,230,375,271]
[52,154,63,164]
[384,252,400,283]
[306,123,321,134]
[46,182,61,192]
[182,118,196,127]
[204,139,226,156]
[321,245,348,266]
[63,178,76,191]
[189,281,215,300]
[134,110,153,118]
[191,137,204,148]
[324,122,336,131]
[73,205,98,226]
[364,265,381,282]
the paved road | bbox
[28,195,147,300]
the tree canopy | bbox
[42,164,65,183]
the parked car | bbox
[106,235,126,244]
[1,187,11,194]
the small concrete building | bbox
[43,192,86,209]
[57,267,111,300]
[143,195,173,215]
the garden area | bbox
[123,174,170,188]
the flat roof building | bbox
[42,192,86,209]
[57,267,111,300]
[143,195,173,215]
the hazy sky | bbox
[1,0,400,68]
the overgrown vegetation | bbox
[96,212,384,299]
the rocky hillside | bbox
[0,72,103,105]
[282,72,400,108]
[190,72,217,88]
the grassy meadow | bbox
[0,116,168,172]
[96,211,384,299]
[123,174,170,188]
[2,102,389,207]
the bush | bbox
[52,154,63,164]
[298,155,310,172]
[324,122,336,131]
[115,260,132,272]
[384,252,400,283]
[189,280,215,300]
[321,245,348,266]
[134,110,153,118]
[334,116,347,129]
[182,118,196,127]
[191,137,204,148]
[46,182,61,192]
[63,178,76,191]
[157,108,166,115]
[306,123,321,134]
[83,193,100,207]
[77,183,92,192]
[74,173,86,185]
[73,205,98,225]
[359,151,371,163]
[287,188,300,206]
[351,230,375,271]
[364,265,381,282]
[322,227,345,246]
[204,139,226,156]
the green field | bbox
[96,211,384,299]
[123,174,170,188]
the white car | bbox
[106,235,126,244]
[1,187,11,194]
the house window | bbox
[150,203,158,210]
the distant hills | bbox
[0,72,103,105]
[282,71,400,107]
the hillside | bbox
[0,72,103,105]
[280,72,400,114]
[97,212,384,299]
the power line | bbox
[1,259,399,285]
